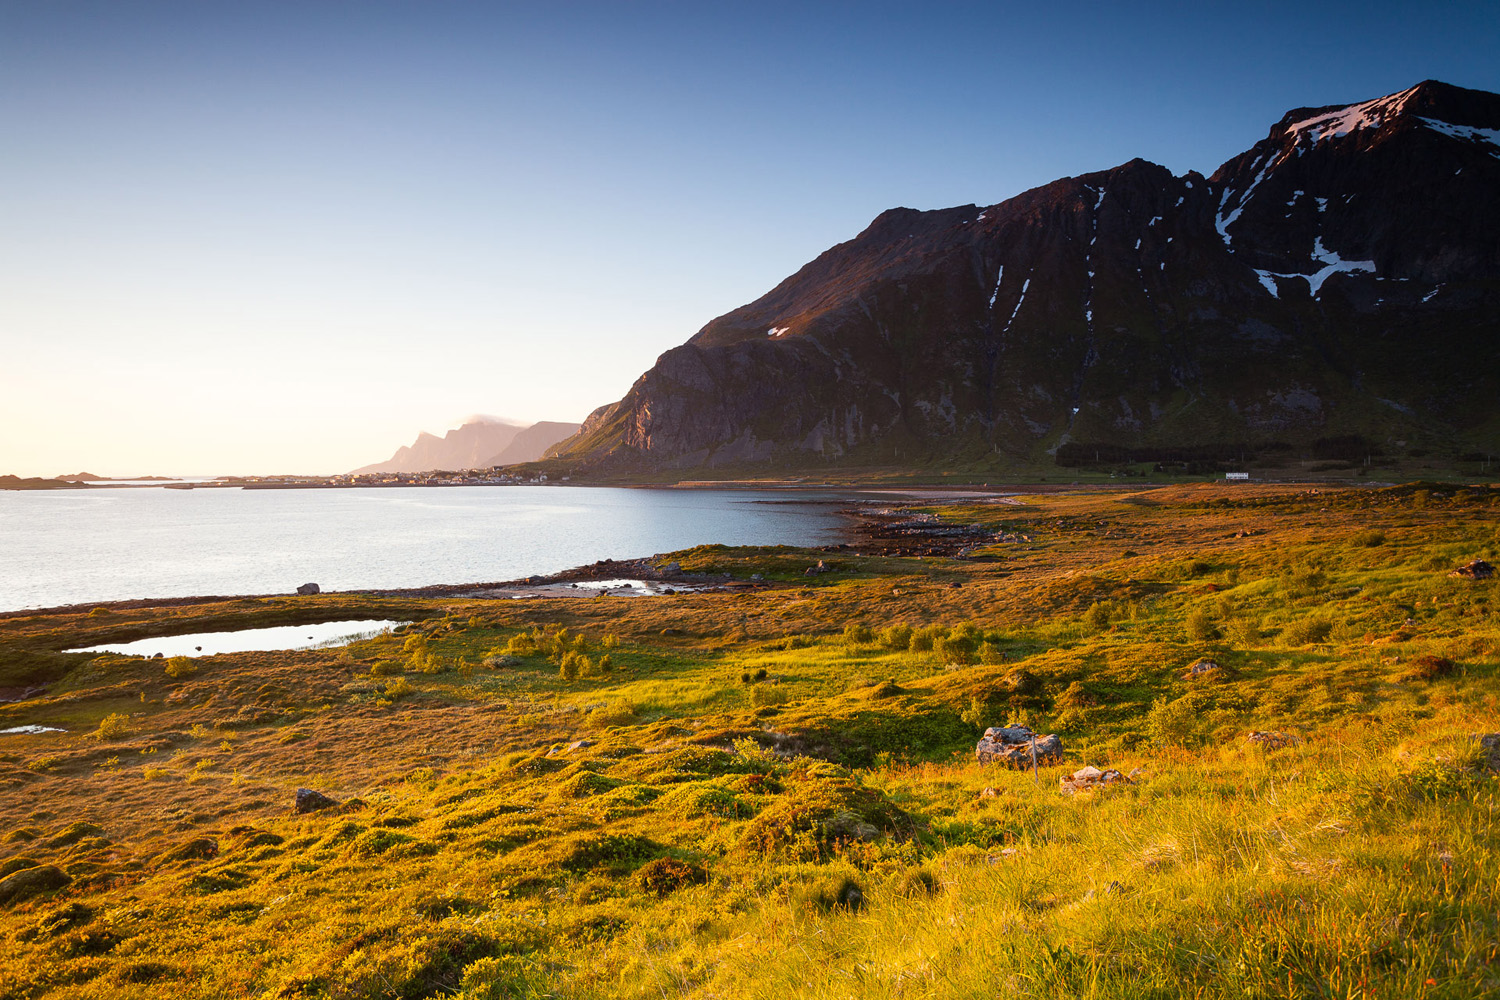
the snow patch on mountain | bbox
[1419,117,1500,157]
[1285,86,1419,142]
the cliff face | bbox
[555,81,1500,471]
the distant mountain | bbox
[355,417,583,474]
[485,421,582,466]
[553,80,1500,472]
[354,418,525,474]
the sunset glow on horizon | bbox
[3,1,1497,477]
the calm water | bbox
[67,619,408,657]
[0,486,851,611]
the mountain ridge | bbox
[552,80,1500,473]
[355,418,580,474]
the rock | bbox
[1060,765,1132,794]
[1185,659,1221,678]
[294,788,338,814]
[567,739,596,751]
[750,573,764,581]
[295,583,320,596]
[1246,731,1301,750]
[660,562,681,574]
[1475,734,1500,771]
[0,865,70,906]
[1451,559,1494,580]
[821,811,879,842]
[976,724,1063,768]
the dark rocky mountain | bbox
[553,81,1500,472]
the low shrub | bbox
[1401,654,1456,682]
[1185,609,1219,643]
[879,624,913,650]
[94,713,131,741]
[634,857,706,896]
[1282,617,1333,645]
[163,656,197,679]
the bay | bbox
[0,485,853,611]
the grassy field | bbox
[0,482,1497,999]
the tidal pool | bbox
[66,619,407,658]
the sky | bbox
[3,1,1498,477]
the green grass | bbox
[0,482,1496,997]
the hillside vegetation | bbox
[0,483,1497,999]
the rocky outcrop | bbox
[1452,559,1494,580]
[976,724,1063,768]
[294,788,338,814]
[1246,731,1302,750]
[1060,765,1136,793]
[555,81,1500,473]
[295,583,320,596]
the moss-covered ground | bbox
[1,482,1498,998]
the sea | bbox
[0,485,858,612]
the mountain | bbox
[553,81,1500,472]
[354,418,525,474]
[485,421,582,466]
[356,418,585,474]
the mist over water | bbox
[0,486,851,611]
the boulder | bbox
[294,788,338,814]
[296,583,320,596]
[1451,559,1494,580]
[0,865,70,906]
[1184,659,1222,678]
[1246,731,1301,750]
[976,724,1063,768]
[1059,765,1133,794]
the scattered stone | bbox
[1246,731,1302,750]
[295,582,320,596]
[567,739,596,751]
[0,865,70,906]
[821,811,879,842]
[1060,765,1133,794]
[294,788,338,814]
[976,724,1063,768]
[1185,659,1221,678]
[1474,734,1500,772]
[1451,559,1494,580]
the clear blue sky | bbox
[3,0,1497,475]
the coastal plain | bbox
[1,482,1498,999]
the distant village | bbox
[222,469,568,489]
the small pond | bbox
[65,619,408,658]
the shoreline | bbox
[0,493,997,618]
